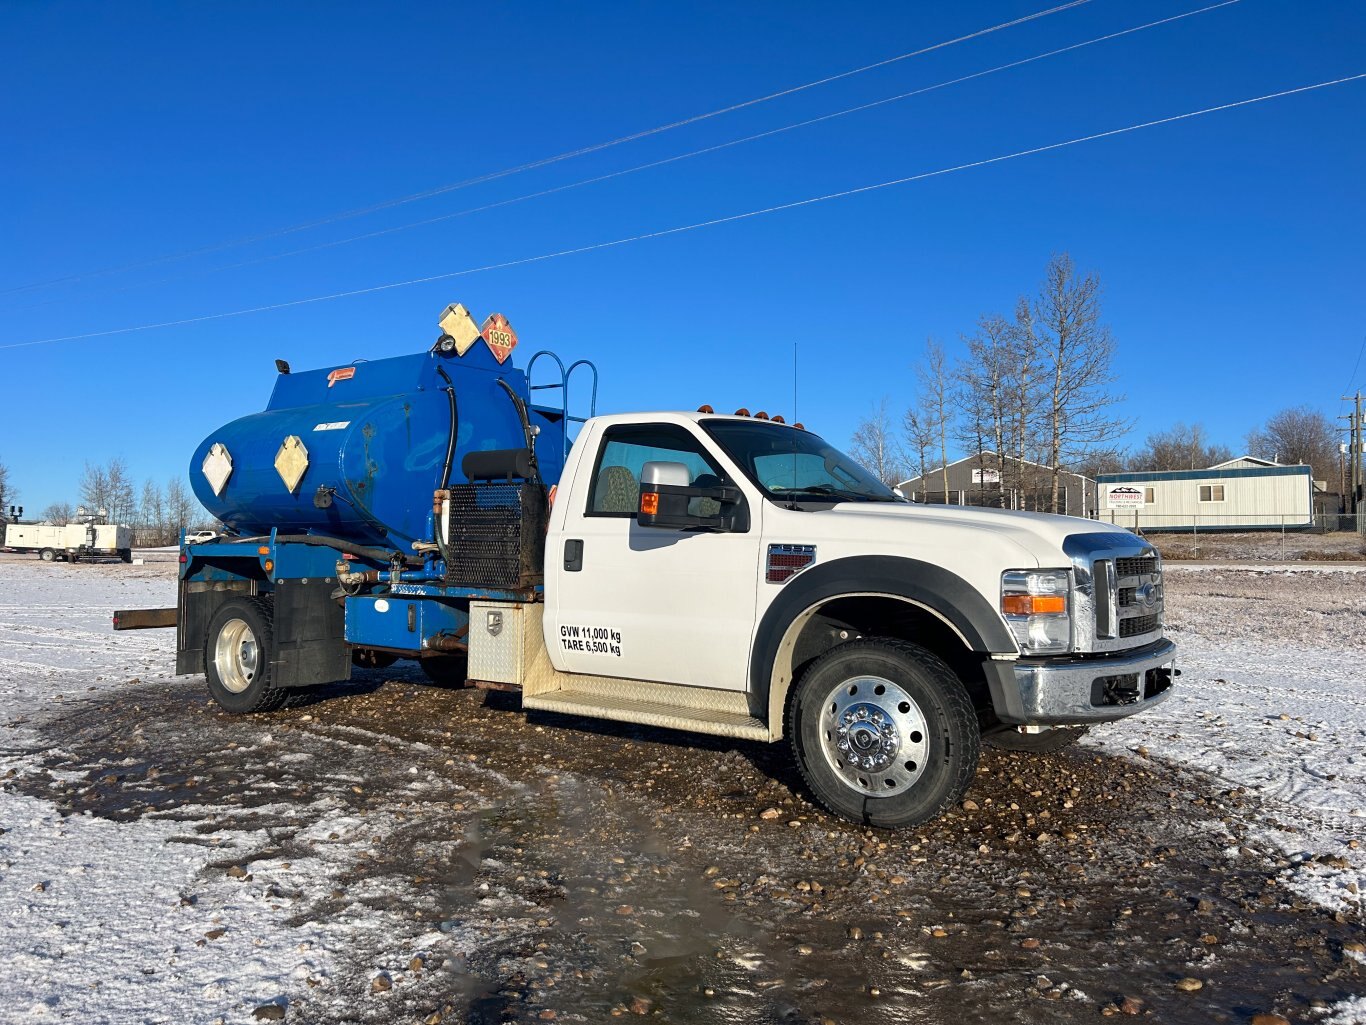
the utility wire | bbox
[6,0,1240,313]
[0,0,1092,298]
[5,71,1362,352]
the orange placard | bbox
[480,313,518,364]
[327,366,356,387]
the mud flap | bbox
[271,577,351,687]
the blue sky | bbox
[2,0,1363,514]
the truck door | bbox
[547,422,761,691]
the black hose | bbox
[234,533,417,565]
[497,377,541,481]
[436,366,459,491]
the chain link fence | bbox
[1092,512,1366,562]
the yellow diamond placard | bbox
[274,435,309,494]
[202,442,233,496]
[438,302,482,356]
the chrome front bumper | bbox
[984,638,1177,726]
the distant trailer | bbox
[1095,463,1313,532]
[4,522,134,562]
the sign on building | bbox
[971,468,1001,485]
[1106,485,1145,509]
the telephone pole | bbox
[1342,392,1364,514]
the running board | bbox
[522,689,770,741]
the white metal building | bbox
[1095,458,1313,531]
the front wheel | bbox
[205,597,288,713]
[39,548,56,562]
[119,549,132,563]
[788,638,979,829]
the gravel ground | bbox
[1,554,1363,1024]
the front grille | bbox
[1120,613,1160,637]
[1089,550,1164,648]
[1114,556,1157,579]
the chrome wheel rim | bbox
[818,675,929,796]
[213,617,259,694]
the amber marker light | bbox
[258,546,270,555]
[263,560,274,573]
[639,493,659,516]
[1001,594,1066,616]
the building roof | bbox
[1097,463,1311,484]
[1208,455,1280,470]
[897,450,1094,489]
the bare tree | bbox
[78,458,137,524]
[1245,406,1337,481]
[902,408,936,501]
[1033,254,1129,513]
[848,397,907,486]
[1006,298,1047,508]
[42,502,74,525]
[915,339,953,503]
[165,477,198,539]
[1131,422,1231,471]
[1071,446,1129,482]
[139,479,167,544]
[0,459,15,515]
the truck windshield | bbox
[703,420,904,504]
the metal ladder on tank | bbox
[526,351,599,459]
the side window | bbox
[587,425,726,517]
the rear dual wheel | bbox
[205,597,288,713]
[788,638,979,829]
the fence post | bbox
[1281,515,1286,560]
[1193,515,1199,559]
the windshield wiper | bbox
[771,485,883,503]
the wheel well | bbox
[765,594,992,737]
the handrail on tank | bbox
[526,350,599,458]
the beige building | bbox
[897,452,1096,516]
[1095,457,1313,531]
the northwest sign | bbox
[481,313,518,364]
[1106,486,1145,508]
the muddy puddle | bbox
[5,669,1363,1024]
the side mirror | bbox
[636,461,746,532]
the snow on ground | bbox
[1087,565,1366,922]
[2,555,1364,1021]
[0,558,421,1024]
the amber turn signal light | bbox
[1001,594,1066,616]
[639,493,659,516]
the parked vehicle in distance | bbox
[5,521,133,562]
[184,530,221,545]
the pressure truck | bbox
[117,304,1176,828]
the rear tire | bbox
[205,597,288,713]
[985,726,1089,753]
[39,549,55,562]
[788,638,979,829]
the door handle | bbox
[564,538,584,572]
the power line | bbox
[6,0,1241,313]
[0,0,1093,298]
[5,71,1362,353]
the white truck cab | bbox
[470,411,1175,828]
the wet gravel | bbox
[6,664,1364,1024]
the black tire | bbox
[352,648,398,670]
[205,597,288,713]
[420,655,469,687]
[119,549,132,563]
[788,638,979,829]
[68,551,79,563]
[39,548,55,562]
[984,725,1089,753]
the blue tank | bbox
[190,342,566,550]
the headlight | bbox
[1001,569,1071,655]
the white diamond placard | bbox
[202,442,233,496]
[274,435,309,494]
[438,302,482,356]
